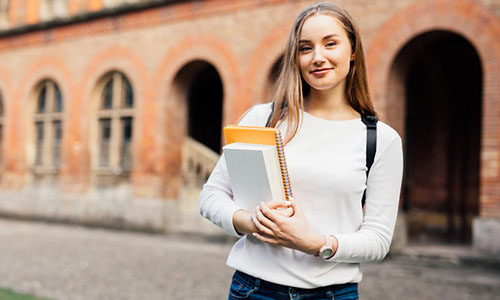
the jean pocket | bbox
[229,278,255,299]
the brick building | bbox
[0,0,499,253]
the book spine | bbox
[275,130,293,200]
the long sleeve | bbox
[329,136,404,262]
[198,154,244,237]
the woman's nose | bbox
[312,48,326,65]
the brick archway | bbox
[152,35,240,198]
[366,0,500,250]
[246,20,291,106]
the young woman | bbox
[198,2,403,299]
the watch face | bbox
[320,248,333,258]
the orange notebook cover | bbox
[223,125,293,201]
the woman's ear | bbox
[350,53,355,61]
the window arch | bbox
[33,79,63,169]
[96,71,134,171]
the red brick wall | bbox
[0,0,498,219]
[366,0,500,218]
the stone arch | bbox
[246,21,291,105]
[170,60,224,191]
[367,0,499,157]
[263,54,285,102]
[366,0,500,248]
[152,36,238,198]
[395,30,482,243]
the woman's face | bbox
[298,14,353,92]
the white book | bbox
[223,142,286,213]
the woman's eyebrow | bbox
[298,34,340,43]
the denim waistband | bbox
[233,270,357,295]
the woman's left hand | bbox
[251,197,324,255]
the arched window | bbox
[33,80,63,169]
[97,72,134,171]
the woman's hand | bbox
[266,200,295,217]
[251,197,324,255]
[232,201,293,235]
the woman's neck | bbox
[304,84,360,120]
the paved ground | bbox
[0,218,499,300]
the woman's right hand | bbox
[265,200,294,217]
[232,201,293,235]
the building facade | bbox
[0,0,499,252]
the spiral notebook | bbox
[223,125,293,201]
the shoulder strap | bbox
[361,114,378,207]
[265,102,275,127]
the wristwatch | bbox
[315,235,335,259]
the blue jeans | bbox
[228,270,359,300]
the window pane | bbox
[123,78,133,108]
[99,118,111,167]
[120,117,132,170]
[52,120,62,168]
[102,80,113,109]
[35,121,44,166]
[38,86,47,113]
[54,85,63,112]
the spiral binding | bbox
[274,130,293,200]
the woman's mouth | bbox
[310,68,332,76]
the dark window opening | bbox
[103,80,113,109]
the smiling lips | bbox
[310,68,333,75]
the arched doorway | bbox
[170,60,224,233]
[181,61,224,153]
[263,54,284,101]
[391,31,482,244]
[171,60,223,189]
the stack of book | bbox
[223,125,292,213]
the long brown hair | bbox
[267,2,376,144]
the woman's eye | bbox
[326,42,336,47]
[300,46,312,52]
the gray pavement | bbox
[0,218,499,300]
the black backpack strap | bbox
[265,102,275,127]
[361,114,378,207]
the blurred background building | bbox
[0,0,498,254]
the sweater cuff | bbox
[327,234,351,261]
[221,202,245,238]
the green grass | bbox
[0,288,52,300]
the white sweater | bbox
[198,103,403,288]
